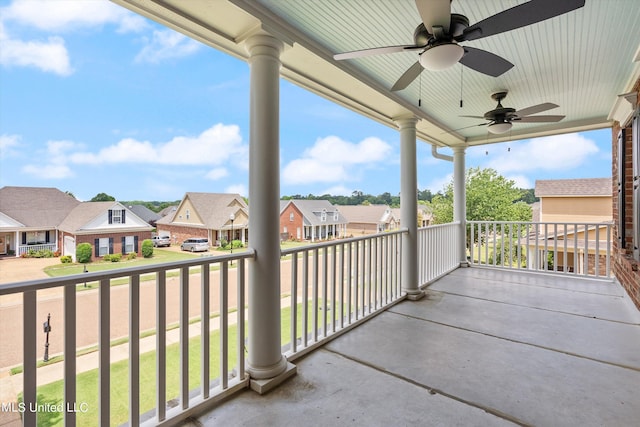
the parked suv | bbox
[181,238,209,252]
[152,235,171,247]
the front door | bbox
[0,235,5,254]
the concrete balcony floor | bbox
[189,267,640,427]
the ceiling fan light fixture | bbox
[487,121,512,134]
[419,43,464,71]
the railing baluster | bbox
[220,262,228,390]
[312,248,319,342]
[302,251,309,347]
[322,246,328,338]
[331,244,337,333]
[64,283,77,427]
[99,278,110,426]
[22,290,37,427]
[553,223,558,272]
[156,271,167,422]
[563,224,568,273]
[595,225,601,277]
[606,224,612,276]
[202,264,210,398]
[291,252,298,353]
[237,258,246,380]
[129,274,140,427]
[339,243,345,329]
[179,266,189,410]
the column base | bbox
[404,289,426,301]
[249,361,297,395]
[459,261,470,268]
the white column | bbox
[395,116,424,300]
[453,146,468,266]
[245,33,288,381]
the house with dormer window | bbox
[279,199,348,242]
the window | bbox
[108,209,126,224]
[186,209,191,220]
[124,236,135,254]
[289,212,294,222]
[98,238,110,257]
[334,210,339,221]
[321,209,327,222]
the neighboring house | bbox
[58,202,154,261]
[531,177,613,274]
[0,186,153,260]
[280,200,348,242]
[0,186,80,256]
[156,192,248,246]
[390,205,433,229]
[127,204,162,227]
[337,204,398,235]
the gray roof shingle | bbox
[0,186,80,227]
[535,178,612,197]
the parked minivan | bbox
[181,238,209,252]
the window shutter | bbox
[121,236,126,254]
[95,239,100,257]
[108,210,113,224]
[633,114,640,259]
[618,129,626,248]
[134,236,139,252]
[122,209,126,224]
[109,238,113,254]
[22,232,27,245]
[45,230,50,243]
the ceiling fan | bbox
[333,0,585,91]
[461,91,565,134]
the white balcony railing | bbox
[468,221,613,278]
[0,224,465,426]
[417,222,461,285]
[17,243,58,256]
[281,230,405,360]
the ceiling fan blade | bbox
[514,115,565,123]
[442,122,490,134]
[391,61,424,91]
[515,102,559,117]
[460,0,585,42]
[334,45,423,61]
[460,115,485,119]
[415,0,451,33]
[459,46,513,77]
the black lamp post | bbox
[43,313,51,362]
[229,213,235,254]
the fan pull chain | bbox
[418,72,422,107]
[459,66,464,108]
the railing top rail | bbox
[0,249,255,295]
[467,220,614,226]
[418,221,460,231]
[280,228,407,256]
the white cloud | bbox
[226,184,247,197]
[486,133,599,174]
[134,30,201,64]
[22,163,73,179]
[21,139,81,179]
[71,124,245,166]
[425,173,453,193]
[0,22,73,75]
[282,135,393,185]
[205,168,228,180]
[320,185,353,196]
[0,134,21,158]
[505,174,533,189]
[1,0,147,33]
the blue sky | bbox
[0,0,612,202]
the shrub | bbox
[231,239,243,249]
[126,252,137,260]
[103,254,112,262]
[60,255,72,264]
[142,239,153,258]
[76,243,92,264]
[109,253,122,262]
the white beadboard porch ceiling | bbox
[112,0,640,148]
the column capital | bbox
[393,114,418,129]
[452,145,467,154]
[244,32,284,58]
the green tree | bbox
[431,167,532,224]
[91,192,116,202]
[76,243,92,264]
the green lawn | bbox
[30,301,329,426]
[44,249,200,277]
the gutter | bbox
[431,145,453,162]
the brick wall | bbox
[280,203,304,241]
[70,231,152,261]
[157,224,208,247]
[611,77,640,310]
